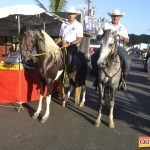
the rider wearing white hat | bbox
[107,9,125,17]
[98,8,128,43]
[96,9,132,91]
[59,6,83,73]
[67,7,77,14]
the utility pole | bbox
[87,0,91,16]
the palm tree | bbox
[35,0,67,12]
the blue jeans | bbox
[66,45,78,73]
[118,46,132,78]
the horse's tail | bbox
[73,52,87,106]
[75,52,88,87]
[75,85,86,106]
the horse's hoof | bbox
[62,101,66,107]
[95,121,101,127]
[79,102,84,108]
[32,112,39,119]
[75,103,79,107]
[41,116,49,123]
[109,122,115,128]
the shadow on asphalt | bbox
[22,55,149,134]
[114,56,150,136]
[85,55,150,134]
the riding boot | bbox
[66,45,78,74]
[118,46,132,91]
[118,70,129,91]
[119,74,126,91]
[67,60,75,74]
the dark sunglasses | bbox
[112,15,120,17]
[68,13,76,15]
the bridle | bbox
[20,30,66,61]
[99,31,121,79]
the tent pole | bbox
[18,15,20,34]
[44,22,45,31]
[17,15,23,108]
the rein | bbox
[31,37,67,57]
[101,44,121,80]
[25,46,66,57]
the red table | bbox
[0,69,42,104]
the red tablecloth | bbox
[0,69,42,104]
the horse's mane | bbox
[41,30,60,53]
[21,26,60,53]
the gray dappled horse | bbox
[20,26,87,123]
[95,29,122,128]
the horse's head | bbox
[20,26,37,62]
[97,29,118,66]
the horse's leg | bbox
[32,81,45,119]
[95,84,104,127]
[79,85,86,108]
[62,86,69,107]
[108,89,116,128]
[75,86,81,106]
[41,94,52,123]
[68,84,74,98]
[41,80,53,123]
[32,95,44,119]
[62,84,74,107]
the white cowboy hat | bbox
[67,7,78,14]
[107,9,125,17]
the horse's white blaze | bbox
[36,95,44,114]
[97,35,114,65]
[54,70,63,81]
[97,48,109,64]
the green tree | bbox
[128,34,150,46]
[35,0,67,12]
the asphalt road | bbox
[0,54,149,150]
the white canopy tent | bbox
[0,4,90,54]
[0,4,65,36]
[0,5,67,109]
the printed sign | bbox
[139,136,150,148]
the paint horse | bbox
[95,29,122,128]
[20,26,64,123]
[20,26,87,123]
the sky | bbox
[0,0,150,35]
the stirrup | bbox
[119,79,126,91]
